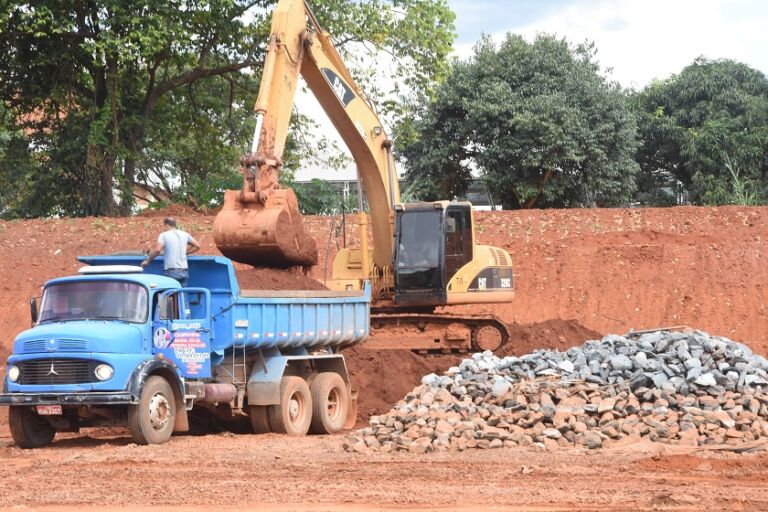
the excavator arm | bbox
[213,0,398,271]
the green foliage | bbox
[313,0,455,97]
[0,0,455,218]
[694,154,764,206]
[0,103,38,218]
[0,0,268,216]
[402,34,640,209]
[292,178,358,215]
[633,58,768,205]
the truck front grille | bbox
[18,359,98,385]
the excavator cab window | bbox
[393,209,445,305]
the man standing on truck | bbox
[141,217,201,286]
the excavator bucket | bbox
[213,188,318,268]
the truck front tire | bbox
[128,376,176,445]
[268,376,312,436]
[309,372,349,435]
[8,406,56,449]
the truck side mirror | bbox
[30,297,38,324]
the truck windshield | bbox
[38,280,149,324]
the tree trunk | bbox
[523,167,554,208]
[84,143,117,216]
[118,157,136,216]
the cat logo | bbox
[321,68,355,107]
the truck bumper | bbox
[0,392,136,406]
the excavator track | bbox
[366,311,510,354]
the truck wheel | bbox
[309,372,349,435]
[8,406,56,449]
[268,376,312,436]
[249,405,271,434]
[128,376,176,445]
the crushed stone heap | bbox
[344,330,768,453]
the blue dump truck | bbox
[0,255,370,448]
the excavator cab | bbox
[393,202,474,307]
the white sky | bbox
[450,0,768,89]
[293,0,768,181]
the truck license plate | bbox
[36,405,62,416]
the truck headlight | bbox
[7,366,19,382]
[94,364,114,381]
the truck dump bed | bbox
[78,255,370,356]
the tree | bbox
[292,178,357,214]
[401,34,640,209]
[0,103,39,217]
[0,0,455,217]
[633,57,768,205]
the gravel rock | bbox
[345,329,768,453]
[694,373,717,387]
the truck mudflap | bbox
[0,391,136,406]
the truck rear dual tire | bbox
[128,376,176,445]
[268,376,312,436]
[254,374,351,436]
[8,406,56,449]
[309,372,349,435]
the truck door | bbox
[151,288,212,379]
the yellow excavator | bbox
[213,0,515,352]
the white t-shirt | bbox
[158,229,192,270]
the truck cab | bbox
[4,263,211,446]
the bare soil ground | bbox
[1,205,768,510]
[0,432,766,511]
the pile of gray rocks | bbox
[344,330,768,453]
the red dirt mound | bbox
[343,346,461,422]
[137,204,204,218]
[234,266,327,291]
[306,206,768,353]
[500,319,602,357]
